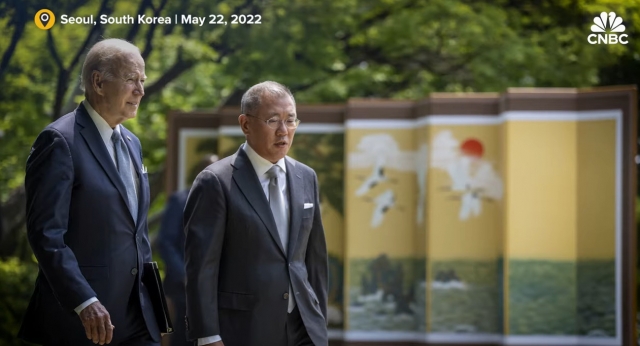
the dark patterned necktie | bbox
[111,130,138,223]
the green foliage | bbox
[288,133,345,215]
[327,254,344,328]
[219,135,245,158]
[509,260,578,335]
[509,260,616,336]
[348,256,425,331]
[577,260,616,336]
[430,260,502,333]
[0,257,37,345]
[1,0,638,201]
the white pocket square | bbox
[141,164,148,174]
[304,203,314,209]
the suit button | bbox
[131,268,138,275]
[283,292,289,300]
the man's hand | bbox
[79,301,114,345]
[204,342,224,346]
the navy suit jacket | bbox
[157,189,189,298]
[18,104,160,344]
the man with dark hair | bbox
[184,81,329,346]
[158,154,218,346]
[19,38,160,345]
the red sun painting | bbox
[461,138,483,158]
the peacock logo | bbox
[588,12,628,44]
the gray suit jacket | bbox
[184,147,328,346]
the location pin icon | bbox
[34,9,55,30]
[39,13,50,27]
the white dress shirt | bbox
[198,142,292,345]
[74,100,140,315]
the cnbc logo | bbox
[35,9,55,30]
[588,12,628,44]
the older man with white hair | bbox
[18,38,160,346]
[184,81,329,346]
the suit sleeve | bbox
[305,172,329,321]
[25,128,97,311]
[134,135,153,263]
[184,170,226,340]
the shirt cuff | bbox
[198,335,222,345]
[74,297,99,315]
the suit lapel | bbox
[286,158,303,259]
[76,104,130,213]
[122,128,147,228]
[232,149,286,257]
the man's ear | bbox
[92,70,105,96]
[238,114,250,135]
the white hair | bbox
[241,81,295,115]
[80,38,141,95]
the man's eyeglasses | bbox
[245,114,300,129]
